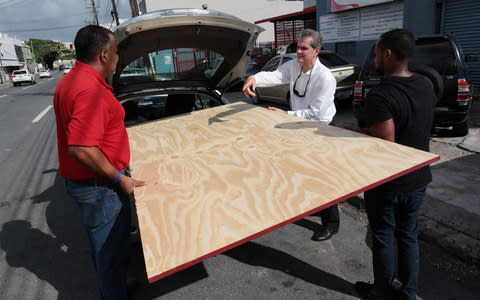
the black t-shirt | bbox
[366,74,437,191]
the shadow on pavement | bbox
[0,171,209,299]
[223,241,358,298]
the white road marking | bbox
[0,95,6,99]
[32,105,53,123]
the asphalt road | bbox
[0,77,478,299]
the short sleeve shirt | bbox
[366,74,437,191]
[54,61,130,180]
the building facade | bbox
[0,33,36,82]
[316,0,479,94]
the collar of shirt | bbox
[72,61,114,92]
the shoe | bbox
[355,281,391,299]
[311,226,337,241]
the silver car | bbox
[255,51,360,107]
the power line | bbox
[1,24,85,33]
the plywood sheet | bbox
[127,102,439,282]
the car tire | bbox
[410,64,444,100]
[453,120,469,136]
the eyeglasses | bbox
[293,67,312,98]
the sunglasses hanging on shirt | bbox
[293,67,313,97]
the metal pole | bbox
[111,0,120,25]
[129,0,140,17]
[91,0,99,25]
[0,43,4,84]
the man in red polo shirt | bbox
[54,25,144,300]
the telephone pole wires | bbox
[129,0,140,17]
[111,0,120,25]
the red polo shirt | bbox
[54,61,130,180]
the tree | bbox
[28,39,59,69]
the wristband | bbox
[113,171,122,185]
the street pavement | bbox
[0,81,478,299]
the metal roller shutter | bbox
[442,0,480,94]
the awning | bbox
[255,6,316,24]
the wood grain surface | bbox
[126,102,439,282]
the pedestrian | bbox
[352,29,436,299]
[53,25,145,300]
[243,28,340,242]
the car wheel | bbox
[410,64,444,100]
[453,120,469,136]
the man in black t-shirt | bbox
[353,29,436,300]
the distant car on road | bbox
[39,70,52,78]
[12,69,36,86]
[63,66,72,74]
[255,51,360,107]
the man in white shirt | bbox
[243,28,340,241]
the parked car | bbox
[254,51,360,107]
[11,69,36,86]
[353,34,473,136]
[111,8,263,240]
[63,66,72,74]
[39,70,51,78]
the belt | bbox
[67,177,113,187]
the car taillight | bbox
[457,79,471,103]
[354,81,363,102]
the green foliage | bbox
[28,38,59,69]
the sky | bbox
[0,0,133,42]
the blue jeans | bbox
[364,186,427,300]
[65,180,131,300]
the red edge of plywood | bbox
[146,155,440,283]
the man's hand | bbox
[242,76,257,98]
[119,175,145,195]
[268,106,287,114]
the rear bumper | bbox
[353,102,471,127]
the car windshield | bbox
[362,37,457,78]
[118,48,225,84]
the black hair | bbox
[378,29,415,60]
[74,25,113,63]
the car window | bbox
[122,93,222,126]
[280,56,294,66]
[13,71,27,75]
[318,53,348,67]
[410,38,457,75]
[119,48,225,84]
[262,57,281,71]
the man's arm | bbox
[369,118,395,142]
[242,62,292,99]
[69,145,144,194]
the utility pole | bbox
[111,0,120,25]
[129,0,140,17]
[91,0,99,25]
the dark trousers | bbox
[364,186,427,300]
[318,204,340,231]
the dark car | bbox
[353,34,473,136]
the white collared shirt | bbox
[253,58,336,124]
